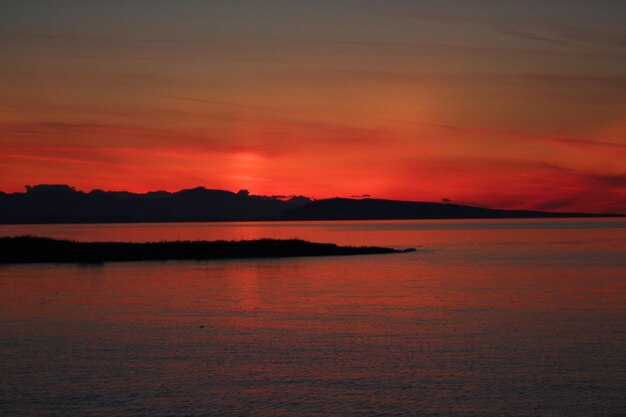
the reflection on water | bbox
[0,219,625,416]
[2,217,626,245]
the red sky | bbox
[1,1,625,213]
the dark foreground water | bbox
[1,219,625,416]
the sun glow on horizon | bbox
[0,1,625,213]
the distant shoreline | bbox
[0,236,413,264]
[1,185,622,225]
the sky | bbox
[1,0,625,213]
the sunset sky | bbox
[1,1,625,213]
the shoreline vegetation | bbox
[0,236,415,264]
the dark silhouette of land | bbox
[272,197,618,220]
[0,184,620,224]
[0,236,410,264]
[0,185,309,224]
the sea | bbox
[0,219,624,416]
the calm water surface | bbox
[1,219,625,416]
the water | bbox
[1,219,625,416]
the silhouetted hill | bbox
[0,236,408,263]
[0,185,618,224]
[0,185,309,224]
[272,198,615,220]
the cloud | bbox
[156,94,301,115]
[274,68,626,89]
[0,115,389,160]
[539,136,626,152]
[371,3,626,53]
[412,123,626,153]
[554,25,626,49]
[0,122,280,156]
[395,154,626,214]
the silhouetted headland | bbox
[0,236,412,264]
[0,185,620,224]
[272,197,621,220]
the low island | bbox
[0,236,414,264]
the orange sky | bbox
[1,1,625,213]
